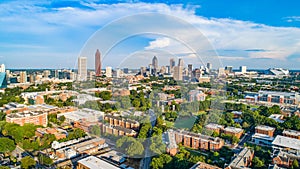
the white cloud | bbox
[0,1,300,68]
[145,37,170,50]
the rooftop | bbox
[205,123,224,130]
[224,126,244,134]
[272,135,300,150]
[283,129,300,137]
[228,147,253,169]
[252,133,274,141]
[77,156,119,169]
[255,125,276,131]
[6,111,46,118]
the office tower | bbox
[178,58,184,67]
[152,56,158,70]
[240,66,247,73]
[0,64,5,72]
[43,70,51,78]
[140,67,146,75]
[225,66,233,73]
[166,66,170,74]
[116,69,123,78]
[123,68,129,74]
[20,71,27,83]
[29,74,36,83]
[218,68,225,77]
[170,58,175,73]
[89,71,95,81]
[173,66,183,81]
[188,64,193,77]
[106,66,112,78]
[160,66,166,74]
[207,63,212,70]
[95,49,101,76]
[5,70,10,84]
[78,57,87,81]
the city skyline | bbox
[1,1,300,69]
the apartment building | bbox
[226,147,254,169]
[173,129,224,151]
[255,125,276,137]
[6,111,48,127]
[205,123,225,134]
[104,114,140,130]
[223,127,244,139]
[283,129,300,140]
[102,124,137,137]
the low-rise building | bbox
[173,129,224,151]
[59,109,104,124]
[205,123,224,134]
[258,90,300,105]
[190,162,221,169]
[77,156,119,169]
[226,147,254,169]
[6,111,48,127]
[223,127,244,139]
[252,133,274,146]
[283,129,300,140]
[188,90,206,102]
[102,124,137,137]
[255,125,276,137]
[163,130,178,156]
[35,127,67,140]
[104,114,140,130]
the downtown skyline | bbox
[1,0,300,69]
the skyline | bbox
[1,1,300,69]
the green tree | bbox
[38,154,53,166]
[21,156,36,169]
[0,137,16,153]
[292,160,300,169]
[126,140,144,156]
[90,125,101,136]
[252,157,264,169]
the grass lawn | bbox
[174,116,197,129]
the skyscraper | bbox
[20,71,27,83]
[106,66,112,78]
[178,58,184,67]
[188,64,193,78]
[240,66,247,73]
[207,63,212,70]
[170,58,175,73]
[0,64,5,73]
[78,57,87,81]
[95,49,101,76]
[152,56,158,74]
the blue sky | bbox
[1,0,300,69]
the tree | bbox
[126,140,144,157]
[292,160,299,169]
[90,125,101,136]
[252,157,264,169]
[38,154,53,166]
[21,156,36,169]
[0,137,16,153]
[0,166,10,169]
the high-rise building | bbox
[188,64,193,78]
[152,56,158,73]
[178,58,184,67]
[207,63,212,70]
[170,58,175,73]
[0,64,5,72]
[225,66,233,73]
[106,66,112,78]
[20,71,27,83]
[29,74,36,83]
[43,70,51,78]
[95,49,101,76]
[240,66,247,73]
[78,57,87,81]
[173,66,183,81]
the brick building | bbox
[102,124,137,137]
[226,147,254,169]
[104,115,140,130]
[173,129,224,151]
[283,129,300,140]
[255,125,276,137]
[6,111,48,127]
[190,162,221,169]
[223,127,244,139]
[205,123,224,134]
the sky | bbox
[1,0,300,69]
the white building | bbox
[0,64,5,72]
[78,57,87,81]
[77,156,119,169]
[106,66,112,78]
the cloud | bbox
[284,16,300,23]
[0,1,300,68]
[145,37,170,50]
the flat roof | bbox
[283,129,300,137]
[77,156,119,169]
[272,135,300,150]
[224,127,244,133]
[205,123,224,130]
[252,133,274,141]
[255,125,275,131]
